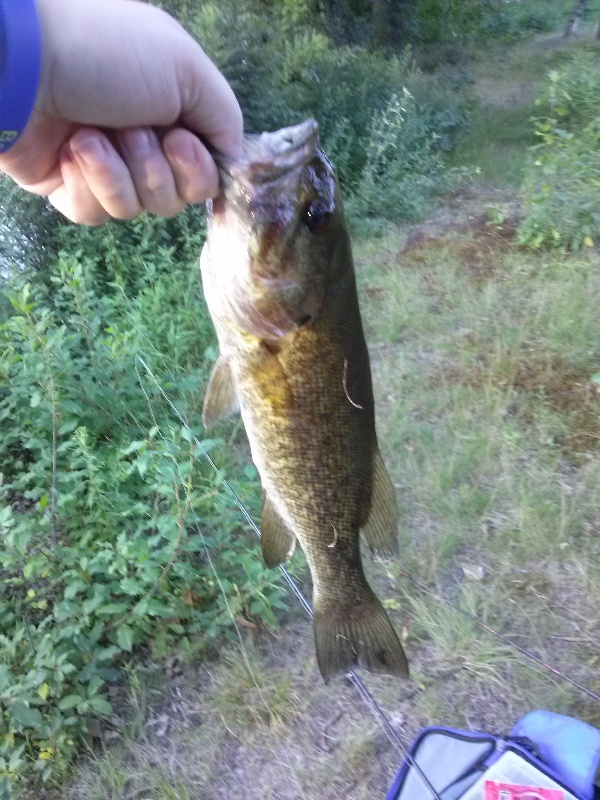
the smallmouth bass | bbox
[200,119,408,681]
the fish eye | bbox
[301,199,333,235]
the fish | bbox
[200,119,408,682]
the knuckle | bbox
[98,188,143,220]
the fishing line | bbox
[548,598,600,651]
[135,353,600,795]
[400,571,600,706]
[136,362,283,725]
[135,354,443,800]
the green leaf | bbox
[119,577,142,596]
[180,426,195,442]
[121,440,148,455]
[88,696,113,715]
[10,701,43,728]
[87,675,105,695]
[8,746,25,772]
[30,390,42,408]
[116,623,134,652]
[95,645,121,662]
[146,599,176,618]
[134,452,151,476]
[64,579,87,600]
[58,694,83,710]
[58,419,79,435]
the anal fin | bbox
[361,447,398,559]
[202,355,240,429]
[261,491,296,568]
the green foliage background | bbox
[519,51,600,250]
[0,212,289,795]
[189,0,468,219]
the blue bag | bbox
[386,712,600,800]
[512,711,600,800]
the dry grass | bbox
[56,623,414,800]
[358,183,600,746]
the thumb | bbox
[179,47,244,160]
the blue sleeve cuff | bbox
[0,0,42,154]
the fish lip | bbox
[214,119,320,188]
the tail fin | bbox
[314,593,409,682]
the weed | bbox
[211,649,300,733]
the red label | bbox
[484,781,565,800]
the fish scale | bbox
[201,119,409,681]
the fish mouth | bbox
[214,119,320,189]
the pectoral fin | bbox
[361,447,398,559]
[261,491,296,567]
[202,355,240,429]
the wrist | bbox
[0,0,42,153]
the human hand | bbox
[0,0,243,224]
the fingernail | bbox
[219,135,243,161]
[72,135,109,166]
[168,137,198,167]
[119,128,153,158]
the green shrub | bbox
[193,0,417,170]
[519,62,600,250]
[499,0,569,36]
[0,228,287,794]
[518,116,600,251]
[346,91,464,233]
[414,0,509,44]
[537,52,600,130]
[192,0,468,222]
